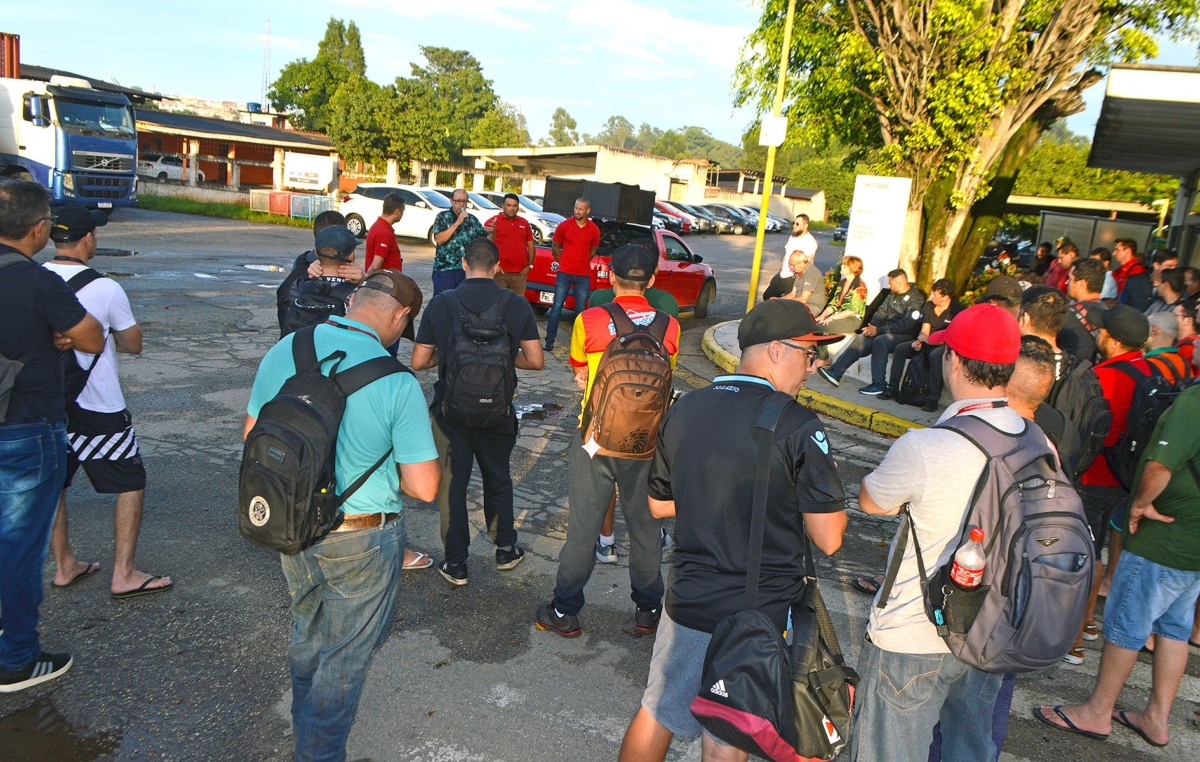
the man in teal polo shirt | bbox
[245,267,440,761]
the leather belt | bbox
[331,512,398,533]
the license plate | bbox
[538,291,555,304]
[97,202,113,208]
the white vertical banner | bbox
[844,175,912,301]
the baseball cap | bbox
[738,298,842,350]
[979,275,1023,306]
[1100,304,1149,349]
[314,225,358,262]
[50,204,107,243]
[357,269,422,341]
[927,303,1020,364]
[609,244,656,282]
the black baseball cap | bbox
[609,244,656,282]
[50,204,107,243]
[314,225,358,262]
[1100,304,1149,348]
[738,299,842,350]
[980,275,1023,306]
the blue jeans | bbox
[849,640,1002,762]
[280,517,404,762]
[431,268,466,295]
[544,272,590,345]
[0,420,67,670]
[830,332,910,385]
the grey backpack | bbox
[877,414,1094,673]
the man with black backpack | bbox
[244,269,440,760]
[410,238,544,586]
[534,245,680,639]
[42,205,170,599]
[275,211,358,336]
[278,223,363,338]
[852,303,1090,762]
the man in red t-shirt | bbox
[1067,305,1151,666]
[543,197,601,350]
[486,193,535,297]
[1045,241,1078,293]
[365,193,405,274]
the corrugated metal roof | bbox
[21,64,164,103]
[134,108,333,151]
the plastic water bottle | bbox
[949,528,986,589]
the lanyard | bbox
[324,320,379,343]
[54,255,87,266]
[953,400,1007,416]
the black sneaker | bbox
[921,398,939,413]
[635,607,661,634]
[496,545,525,570]
[438,561,468,587]
[534,601,581,637]
[878,388,897,401]
[542,340,554,351]
[0,652,72,693]
[817,366,840,386]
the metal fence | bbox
[249,189,337,220]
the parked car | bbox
[660,200,715,233]
[675,202,722,233]
[832,219,850,242]
[476,190,564,244]
[137,153,204,183]
[732,206,785,233]
[340,183,461,245]
[653,200,692,233]
[688,205,732,234]
[651,215,665,230]
[765,212,791,232]
[704,204,756,235]
[654,211,683,234]
[428,188,505,228]
[525,221,717,317]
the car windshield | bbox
[517,195,544,212]
[54,98,135,138]
[417,191,452,209]
[599,224,654,255]
[468,192,499,209]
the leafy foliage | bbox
[470,102,532,149]
[268,18,367,131]
[546,108,580,146]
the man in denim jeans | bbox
[246,270,440,760]
[851,304,1022,761]
[0,180,104,693]
[543,197,600,351]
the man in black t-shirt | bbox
[0,180,104,693]
[411,238,544,586]
[619,298,848,760]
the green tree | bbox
[1013,124,1178,204]
[268,17,367,131]
[632,123,663,152]
[393,47,498,162]
[737,0,1200,291]
[680,126,744,167]
[650,130,689,159]
[470,102,532,148]
[591,115,636,149]
[317,17,366,76]
[546,108,580,146]
[326,77,389,165]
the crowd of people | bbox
[2,174,1198,762]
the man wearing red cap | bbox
[849,304,1023,762]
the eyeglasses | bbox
[779,341,818,362]
[452,197,468,203]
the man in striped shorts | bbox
[43,204,171,599]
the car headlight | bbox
[542,218,558,229]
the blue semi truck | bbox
[0,74,138,209]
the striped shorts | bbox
[65,406,146,494]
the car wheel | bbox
[428,226,438,246]
[532,227,543,244]
[694,280,715,319]
[732,224,745,236]
[346,214,367,238]
[157,172,168,181]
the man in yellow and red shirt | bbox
[544,197,601,350]
[486,193,535,297]
[535,245,679,639]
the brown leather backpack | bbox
[582,303,672,459]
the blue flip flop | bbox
[1032,705,1109,741]
[1113,709,1168,748]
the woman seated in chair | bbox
[811,256,868,368]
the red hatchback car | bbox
[523,222,716,317]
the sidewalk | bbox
[701,320,944,437]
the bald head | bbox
[1007,336,1055,420]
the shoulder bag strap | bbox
[875,504,934,611]
[744,393,791,610]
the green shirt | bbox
[1122,383,1200,571]
[432,210,487,272]
[588,287,679,317]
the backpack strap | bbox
[66,268,105,292]
[291,325,345,376]
[0,252,27,271]
[335,355,411,395]
[1110,360,1148,384]
[744,393,792,610]
[603,302,637,338]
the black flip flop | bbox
[1032,705,1109,741]
[1113,710,1168,747]
[111,575,173,600]
[851,576,881,596]
[54,561,100,588]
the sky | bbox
[7,1,1199,148]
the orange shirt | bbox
[569,295,680,424]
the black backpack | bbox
[898,351,930,406]
[276,251,314,337]
[61,268,106,406]
[280,277,357,338]
[1045,355,1111,480]
[1103,361,1184,491]
[238,325,409,554]
[440,289,516,428]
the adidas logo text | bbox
[710,679,728,698]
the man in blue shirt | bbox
[245,268,440,761]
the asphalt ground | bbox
[1,210,1196,761]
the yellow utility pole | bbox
[745,0,797,313]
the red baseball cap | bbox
[927,303,1020,364]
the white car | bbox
[427,188,510,230]
[137,153,205,183]
[476,191,564,244]
[340,183,469,246]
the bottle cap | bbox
[969,528,985,542]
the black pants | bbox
[432,411,518,567]
[887,342,945,402]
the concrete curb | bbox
[701,322,924,437]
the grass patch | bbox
[808,220,835,231]
[830,239,846,247]
[137,193,314,229]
